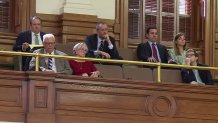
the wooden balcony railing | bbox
[0,50,218,83]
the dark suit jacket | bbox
[181,63,213,85]
[137,42,171,63]
[13,30,46,70]
[28,48,72,75]
[85,34,122,60]
[13,30,46,52]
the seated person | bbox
[137,26,174,63]
[69,42,100,77]
[181,49,213,85]
[13,16,46,70]
[28,34,72,75]
[85,22,122,60]
[168,33,187,65]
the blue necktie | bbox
[48,54,53,70]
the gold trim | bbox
[35,53,39,71]
[157,63,161,83]
[1,51,218,83]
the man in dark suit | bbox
[85,22,122,60]
[137,26,173,64]
[29,34,72,75]
[181,49,213,85]
[13,16,46,70]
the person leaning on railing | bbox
[181,49,213,85]
[28,34,72,75]
[84,22,123,60]
[168,33,187,65]
[68,42,100,77]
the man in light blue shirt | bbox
[181,49,213,85]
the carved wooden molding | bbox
[146,94,177,117]
[0,70,218,122]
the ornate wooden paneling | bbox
[0,32,17,50]
[27,72,56,123]
[53,75,218,123]
[0,70,26,122]
[36,13,120,46]
[0,32,17,67]
[36,13,61,43]
[205,0,218,79]
[0,70,218,122]
[214,0,218,78]
[13,0,36,33]
[60,13,116,44]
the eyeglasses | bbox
[44,42,55,45]
[78,48,88,52]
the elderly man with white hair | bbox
[28,34,72,75]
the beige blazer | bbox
[29,48,72,75]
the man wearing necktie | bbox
[13,16,46,70]
[35,33,40,45]
[137,26,174,64]
[28,34,72,75]
[85,22,122,60]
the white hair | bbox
[43,34,55,42]
[96,22,107,30]
[73,42,88,51]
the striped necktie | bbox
[99,40,104,51]
[48,54,53,70]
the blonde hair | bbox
[73,42,88,54]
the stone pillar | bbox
[61,0,97,15]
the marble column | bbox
[61,0,97,15]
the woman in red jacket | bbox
[69,42,100,77]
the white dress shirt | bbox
[192,69,204,84]
[97,36,113,50]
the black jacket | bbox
[85,34,122,60]
[13,30,46,70]
[13,30,46,52]
[181,63,213,85]
[137,42,171,63]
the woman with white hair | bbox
[69,42,100,77]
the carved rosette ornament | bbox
[145,94,177,117]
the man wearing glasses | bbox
[28,34,72,75]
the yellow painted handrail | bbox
[1,50,218,83]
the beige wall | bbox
[36,0,115,19]
[36,0,65,14]
[90,0,115,19]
